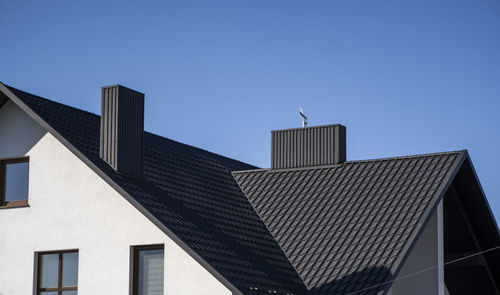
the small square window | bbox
[1,157,29,208]
[36,250,78,295]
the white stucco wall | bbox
[0,100,231,295]
[389,201,444,295]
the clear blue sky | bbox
[1,1,499,220]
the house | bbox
[0,82,499,295]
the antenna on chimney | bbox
[299,107,308,127]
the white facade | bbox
[0,100,231,295]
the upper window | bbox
[132,245,164,295]
[0,157,29,207]
[37,250,78,295]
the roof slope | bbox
[2,85,309,295]
[233,152,465,295]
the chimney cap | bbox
[271,123,345,133]
[101,84,145,96]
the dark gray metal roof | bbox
[1,82,499,295]
[233,152,467,294]
[0,84,309,295]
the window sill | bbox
[0,200,29,209]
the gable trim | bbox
[0,82,243,295]
[384,150,467,294]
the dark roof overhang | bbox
[0,90,9,108]
[443,156,500,294]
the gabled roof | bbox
[0,83,309,295]
[233,152,467,294]
[1,82,499,295]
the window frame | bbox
[36,249,79,295]
[130,244,165,295]
[0,157,30,208]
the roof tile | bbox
[234,152,462,294]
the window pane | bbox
[137,249,164,295]
[40,254,59,288]
[62,252,78,287]
[4,161,29,201]
[40,292,58,295]
[62,291,77,295]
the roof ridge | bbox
[5,84,257,171]
[346,149,466,163]
[233,150,466,174]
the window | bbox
[36,250,78,295]
[0,157,29,207]
[131,245,164,295]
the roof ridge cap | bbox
[233,150,467,174]
[345,150,466,164]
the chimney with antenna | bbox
[271,123,346,169]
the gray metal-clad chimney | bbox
[100,85,144,178]
[271,124,346,169]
